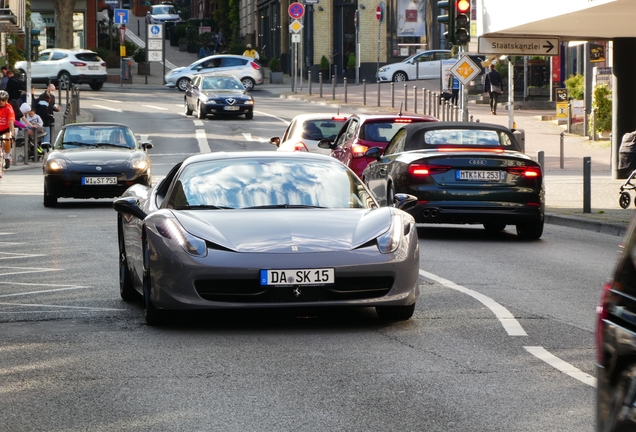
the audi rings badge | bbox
[469,159,487,165]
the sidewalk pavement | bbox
[5,11,632,237]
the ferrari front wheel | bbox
[143,238,166,325]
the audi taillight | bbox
[506,166,541,177]
[293,142,309,152]
[596,281,612,364]
[408,163,451,177]
[250,62,261,70]
[70,61,87,67]
[332,116,348,121]
[352,145,369,158]
[394,118,412,123]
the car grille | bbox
[194,276,394,303]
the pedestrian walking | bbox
[0,66,8,90]
[447,74,460,106]
[484,63,504,115]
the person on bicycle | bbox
[0,90,15,169]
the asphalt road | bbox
[0,87,608,431]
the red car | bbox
[319,114,438,178]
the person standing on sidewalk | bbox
[0,66,8,90]
[484,64,504,115]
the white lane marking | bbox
[196,129,210,153]
[253,110,289,124]
[0,286,91,298]
[524,346,597,388]
[243,133,253,141]
[0,267,60,277]
[142,104,169,111]
[82,97,121,103]
[0,302,124,311]
[139,135,150,142]
[0,252,45,260]
[419,269,527,336]
[91,104,123,113]
[0,242,24,246]
[193,120,204,127]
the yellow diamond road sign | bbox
[449,55,481,86]
[290,19,303,33]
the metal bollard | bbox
[538,151,545,173]
[344,77,348,103]
[363,79,367,105]
[422,88,426,116]
[583,156,591,213]
[427,90,432,116]
[403,84,408,112]
[308,71,312,96]
[469,115,473,122]
[433,93,438,118]
[391,82,395,108]
[377,80,381,107]
[560,131,564,169]
[567,102,572,133]
[413,86,418,113]
[332,75,336,100]
[66,85,70,106]
[319,72,323,98]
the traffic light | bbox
[30,28,41,60]
[455,0,471,44]
[437,0,456,45]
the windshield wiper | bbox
[243,204,326,209]
[175,205,233,210]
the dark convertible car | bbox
[114,152,421,325]
[42,123,153,207]
[362,122,545,239]
[184,73,254,120]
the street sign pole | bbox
[355,9,359,85]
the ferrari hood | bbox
[173,208,393,253]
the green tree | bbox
[564,73,584,100]
[590,84,612,134]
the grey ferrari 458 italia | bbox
[114,152,421,325]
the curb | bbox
[545,213,628,237]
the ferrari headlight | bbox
[376,214,402,254]
[156,218,207,257]
[46,158,67,171]
[131,158,148,170]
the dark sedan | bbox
[362,122,544,239]
[597,213,636,431]
[184,73,254,120]
[113,152,420,325]
[42,123,153,207]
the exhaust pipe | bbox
[422,209,431,217]
[430,209,439,218]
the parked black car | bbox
[597,213,636,431]
[362,122,544,239]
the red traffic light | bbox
[457,0,470,12]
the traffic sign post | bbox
[478,36,560,56]
[376,2,385,78]
[146,24,165,84]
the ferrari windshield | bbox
[168,158,377,209]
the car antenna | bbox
[398,102,403,117]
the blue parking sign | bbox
[114,9,129,25]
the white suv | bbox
[15,49,108,91]
[165,55,264,91]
